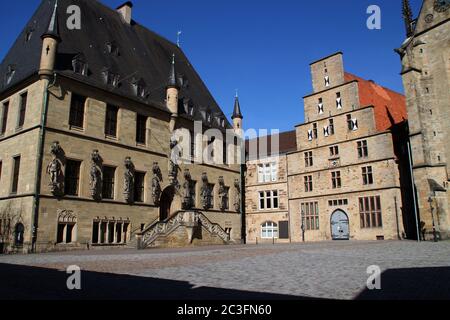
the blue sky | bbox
[0,0,422,132]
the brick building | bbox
[397,0,450,240]
[0,0,243,253]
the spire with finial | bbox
[232,91,243,120]
[402,0,414,38]
[168,54,178,88]
[42,0,61,42]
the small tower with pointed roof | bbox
[39,0,61,80]
[232,92,243,134]
[167,54,179,133]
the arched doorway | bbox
[14,223,25,246]
[160,186,175,221]
[330,210,350,240]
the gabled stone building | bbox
[0,0,243,253]
[246,52,413,243]
[397,0,450,240]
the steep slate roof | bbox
[246,130,297,161]
[0,0,231,129]
[344,73,407,132]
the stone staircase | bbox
[130,211,232,249]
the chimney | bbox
[117,1,133,24]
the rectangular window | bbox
[301,202,320,231]
[362,166,374,185]
[358,140,369,158]
[17,92,27,128]
[304,175,313,192]
[57,223,76,244]
[332,171,342,189]
[329,119,335,135]
[313,123,318,139]
[257,163,278,183]
[347,114,353,131]
[134,172,145,203]
[304,151,313,168]
[258,190,279,210]
[102,166,116,200]
[1,101,9,135]
[105,105,119,137]
[336,92,342,109]
[136,114,147,145]
[330,146,339,157]
[69,93,86,128]
[11,156,21,194]
[359,196,383,228]
[64,160,81,196]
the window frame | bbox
[64,159,82,196]
[261,221,279,239]
[69,93,86,129]
[17,92,27,129]
[1,101,9,135]
[136,114,147,145]
[102,166,116,200]
[105,105,119,138]
[258,190,279,210]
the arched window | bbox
[261,221,278,239]
[14,223,24,246]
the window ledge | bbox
[15,127,23,133]
[105,135,118,141]
[69,125,85,133]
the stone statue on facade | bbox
[182,169,193,210]
[200,172,212,210]
[90,150,102,200]
[47,141,64,195]
[218,176,228,212]
[168,138,180,186]
[234,178,241,212]
[123,157,135,203]
[152,162,162,205]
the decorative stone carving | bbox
[90,150,103,200]
[152,162,162,205]
[168,138,180,186]
[182,169,194,210]
[47,141,64,195]
[218,176,228,212]
[234,178,241,212]
[200,173,212,210]
[57,209,77,223]
[123,157,135,203]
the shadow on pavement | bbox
[356,266,450,300]
[0,263,305,300]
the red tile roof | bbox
[344,73,407,132]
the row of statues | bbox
[45,141,241,212]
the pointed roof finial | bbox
[168,54,178,88]
[232,92,243,120]
[402,0,414,37]
[235,89,239,98]
[42,0,61,41]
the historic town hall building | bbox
[0,0,243,253]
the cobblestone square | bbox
[1,241,449,300]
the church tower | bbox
[39,0,60,80]
[397,0,450,240]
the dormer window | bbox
[5,65,16,86]
[106,41,120,56]
[132,78,146,98]
[72,54,88,76]
[188,105,195,117]
[102,68,120,87]
[25,27,34,42]
[325,76,330,87]
[178,75,189,88]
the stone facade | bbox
[397,0,450,239]
[246,52,411,243]
[0,1,242,253]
